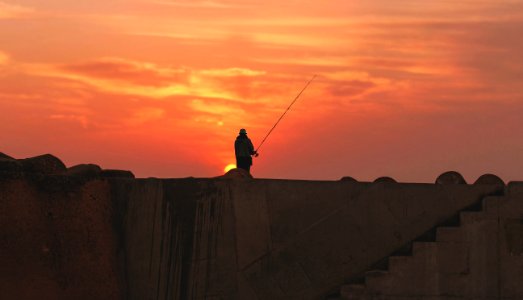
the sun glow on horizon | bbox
[224,163,236,173]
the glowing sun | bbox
[224,163,236,173]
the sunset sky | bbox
[1,0,522,182]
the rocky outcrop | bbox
[373,176,396,183]
[0,152,14,159]
[0,156,22,172]
[475,173,504,186]
[340,176,358,182]
[100,169,135,179]
[19,154,67,174]
[436,171,467,184]
[65,164,102,178]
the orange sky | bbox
[1,0,522,182]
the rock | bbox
[0,152,14,159]
[100,169,135,179]
[436,171,467,185]
[19,154,66,174]
[65,164,102,178]
[0,158,22,172]
[474,174,504,186]
[374,176,397,183]
[220,168,253,179]
[340,176,358,182]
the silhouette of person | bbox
[235,128,258,172]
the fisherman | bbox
[235,128,258,172]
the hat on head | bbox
[239,128,247,134]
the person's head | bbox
[239,128,247,135]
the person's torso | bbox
[235,137,252,157]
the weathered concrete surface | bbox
[337,182,523,300]
[109,178,502,299]
[0,176,122,299]
[0,170,515,300]
[232,180,500,299]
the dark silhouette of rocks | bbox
[0,156,22,172]
[100,169,135,179]
[474,173,504,186]
[340,176,358,182]
[66,164,102,178]
[374,176,397,183]
[436,171,467,184]
[0,152,13,159]
[0,153,136,182]
[20,154,66,174]
[220,168,253,179]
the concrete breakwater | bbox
[1,153,521,299]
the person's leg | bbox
[237,157,249,171]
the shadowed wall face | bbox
[117,178,503,299]
[0,178,122,299]
[2,174,521,300]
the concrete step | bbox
[412,241,437,256]
[459,211,483,225]
[364,270,390,293]
[339,284,366,300]
[388,255,411,272]
[365,270,388,277]
[481,196,504,212]
[436,226,463,242]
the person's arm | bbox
[248,139,259,157]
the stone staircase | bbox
[328,194,512,300]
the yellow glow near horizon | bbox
[224,164,236,173]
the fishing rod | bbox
[255,74,317,154]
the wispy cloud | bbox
[0,51,8,65]
[0,2,35,19]
[149,0,251,9]
[61,58,190,87]
[20,58,268,101]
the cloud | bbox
[128,107,165,125]
[0,51,8,65]
[60,58,189,87]
[0,2,35,19]
[25,57,267,101]
[328,80,376,97]
[150,0,249,9]
[199,67,265,77]
[49,114,89,129]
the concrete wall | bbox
[0,174,511,300]
[337,182,523,300]
[113,178,501,299]
[0,177,122,299]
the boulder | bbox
[474,174,505,186]
[374,176,397,183]
[436,171,467,185]
[19,154,66,174]
[65,164,102,178]
[100,169,135,179]
[220,168,253,179]
[0,152,14,159]
[0,158,22,172]
[340,176,358,182]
